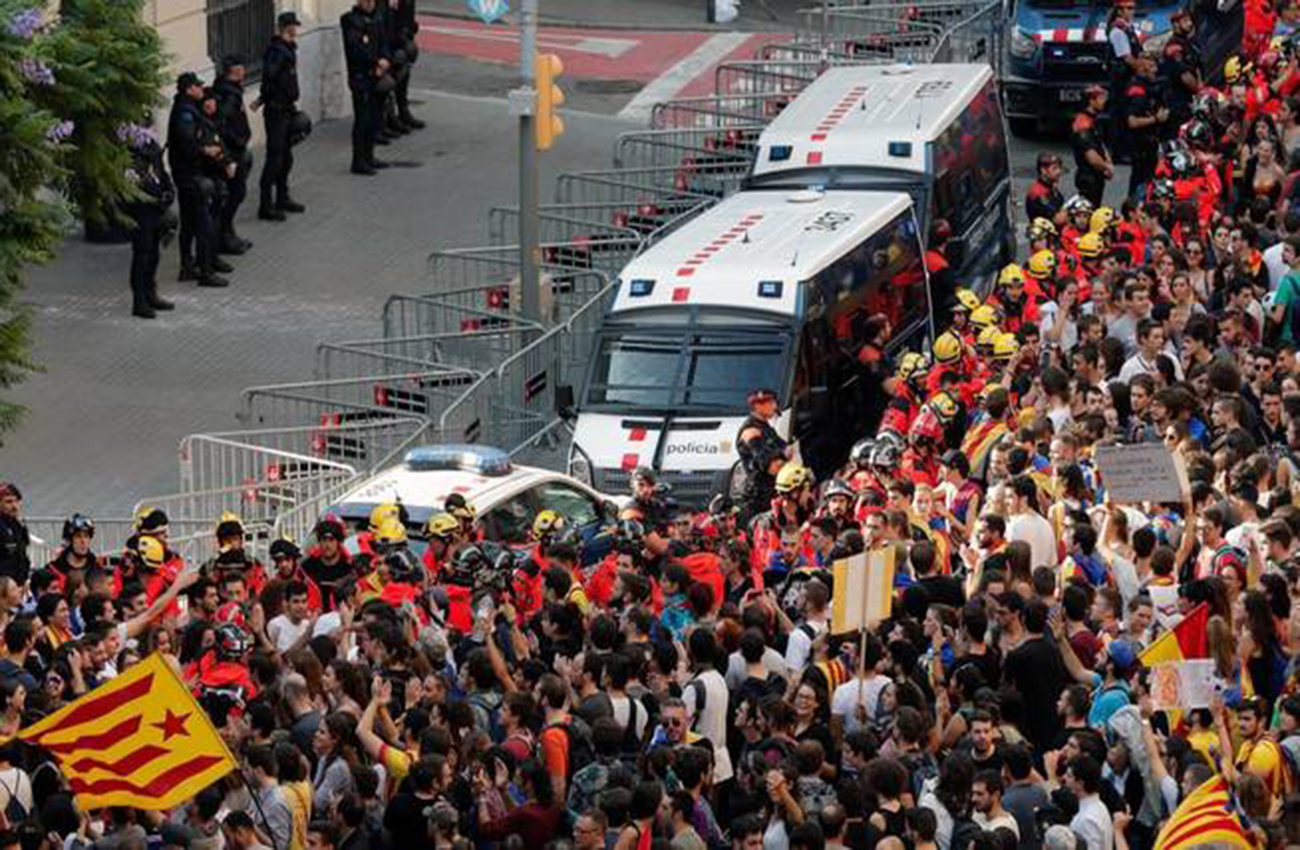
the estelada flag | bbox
[20,653,237,809]
[1140,601,1210,667]
[1154,774,1259,849]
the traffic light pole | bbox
[518,0,542,327]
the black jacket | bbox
[260,36,300,110]
[127,139,174,211]
[341,5,385,90]
[212,77,252,153]
[0,515,30,584]
[166,93,207,183]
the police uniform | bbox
[1125,75,1163,200]
[259,15,302,218]
[212,68,253,252]
[341,2,388,174]
[124,136,176,318]
[1070,105,1110,207]
[1107,13,1142,155]
[167,78,225,286]
[1162,27,1202,129]
[1025,177,1064,224]
[736,409,786,524]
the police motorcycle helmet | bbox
[62,513,95,542]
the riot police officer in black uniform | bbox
[124,122,176,318]
[1161,8,1202,131]
[736,387,789,524]
[342,0,391,175]
[257,12,304,221]
[387,0,423,132]
[1070,85,1114,207]
[168,72,229,288]
[212,55,253,255]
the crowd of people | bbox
[17,0,1300,849]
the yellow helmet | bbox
[133,504,155,532]
[1089,206,1116,235]
[1225,55,1246,83]
[532,509,566,539]
[896,351,929,382]
[955,288,981,313]
[992,333,1021,361]
[976,324,1003,357]
[998,264,1026,288]
[138,535,166,569]
[933,330,963,365]
[980,381,1005,401]
[1077,231,1105,260]
[1029,217,1057,238]
[928,391,959,423]
[1026,249,1056,281]
[423,512,460,541]
[970,304,1000,329]
[373,516,408,545]
[775,463,813,494]
[369,503,402,532]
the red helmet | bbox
[909,408,943,443]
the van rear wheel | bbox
[1008,117,1037,138]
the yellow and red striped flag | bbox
[20,653,237,809]
[1140,602,1210,667]
[1154,774,1259,849]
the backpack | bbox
[0,769,29,827]
[617,697,645,757]
[546,720,595,780]
[468,691,506,744]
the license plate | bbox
[1059,89,1084,102]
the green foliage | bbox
[0,0,68,433]
[32,0,168,225]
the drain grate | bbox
[575,79,644,95]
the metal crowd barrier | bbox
[237,372,474,431]
[423,248,611,322]
[649,92,797,130]
[614,127,763,190]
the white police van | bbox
[562,189,928,507]
[744,64,1014,295]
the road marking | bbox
[425,23,641,58]
[617,32,752,122]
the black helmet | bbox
[449,544,488,586]
[385,548,423,584]
[630,466,656,488]
[850,438,877,468]
[288,111,313,145]
[62,513,95,542]
[314,516,346,541]
[824,479,855,501]
[871,442,902,470]
[1182,119,1214,152]
[216,623,250,660]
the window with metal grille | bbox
[207,0,276,78]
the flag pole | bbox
[242,774,281,850]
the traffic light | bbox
[535,53,565,151]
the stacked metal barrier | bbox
[136,1,1004,551]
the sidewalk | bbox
[416,0,806,31]
[1,87,638,517]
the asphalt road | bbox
[0,4,1109,520]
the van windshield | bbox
[584,321,791,415]
[746,165,921,193]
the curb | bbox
[417,9,792,33]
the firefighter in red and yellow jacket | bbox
[988,263,1043,334]
[213,513,267,595]
[748,463,816,582]
[267,539,323,612]
[191,623,259,712]
[421,512,461,583]
[901,407,943,487]
[926,219,957,323]
[1060,195,1094,256]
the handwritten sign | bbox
[831,548,895,634]
[1094,443,1189,504]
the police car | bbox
[323,445,619,564]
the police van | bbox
[561,188,928,507]
[742,64,1014,297]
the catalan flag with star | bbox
[19,653,237,809]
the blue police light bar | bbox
[768,145,793,161]
[404,445,513,476]
[628,279,655,297]
[758,280,784,298]
[888,141,913,158]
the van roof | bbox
[610,189,913,317]
[750,64,994,177]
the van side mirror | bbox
[556,384,575,419]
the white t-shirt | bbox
[684,669,732,783]
[1265,241,1289,291]
[0,767,32,818]
[1008,511,1058,570]
[267,614,311,653]
[609,694,648,740]
[974,810,1020,838]
[830,675,892,734]
[1071,794,1115,850]
[784,618,828,675]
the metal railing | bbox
[649,92,798,130]
[238,373,473,430]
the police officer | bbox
[342,0,391,176]
[1107,0,1143,157]
[1070,85,1114,208]
[1025,152,1066,228]
[124,121,176,318]
[256,12,304,221]
[168,72,230,288]
[0,483,30,585]
[386,0,424,132]
[1125,53,1169,202]
[736,388,789,524]
[1162,8,1202,130]
[212,55,254,255]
